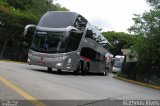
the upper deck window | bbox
[74,15,87,31]
[38,12,77,28]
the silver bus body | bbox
[24,11,109,75]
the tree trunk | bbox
[0,39,8,59]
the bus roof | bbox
[38,11,80,28]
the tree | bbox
[128,0,160,78]
[5,0,32,10]
[102,31,139,56]
[0,1,38,59]
[5,0,69,16]
[147,0,160,9]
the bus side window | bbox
[85,29,93,38]
[74,15,87,31]
[95,52,100,61]
[66,31,83,52]
[80,47,96,60]
[100,55,105,63]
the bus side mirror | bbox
[23,24,36,36]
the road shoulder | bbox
[113,76,160,90]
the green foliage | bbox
[4,0,69,16]
[147,0,160,9]
[0,2,38,37]
[128,10,160,37]
[102,31,139,56]
[117,72,127,78]
[129,0,160,77]
[6,0,32,10]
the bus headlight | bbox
[53,56,67,61]
[56,63,62,67]
[68,59,71,63]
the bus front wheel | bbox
[48,67,52,72]
[57,69,62,73]
[74,61,83,75]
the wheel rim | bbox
[85,65,89,73]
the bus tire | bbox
[48,67,52,72]
[57,69,62,73]
[74,61,83,75]
[82,63,89,75]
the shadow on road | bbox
[30,68,105,76]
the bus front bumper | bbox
[27,55,72,70]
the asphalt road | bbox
[0,61,160,106]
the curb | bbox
[0,60,26,64]
[113,76,160,90]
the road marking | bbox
[0,76,46,106]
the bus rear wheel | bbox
[82,63,89,75]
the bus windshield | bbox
[31,31,66,53]
[113,58,123,68]
[113,62,122,68]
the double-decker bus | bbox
[24,11,110,75]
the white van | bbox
[112,55,124,72]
